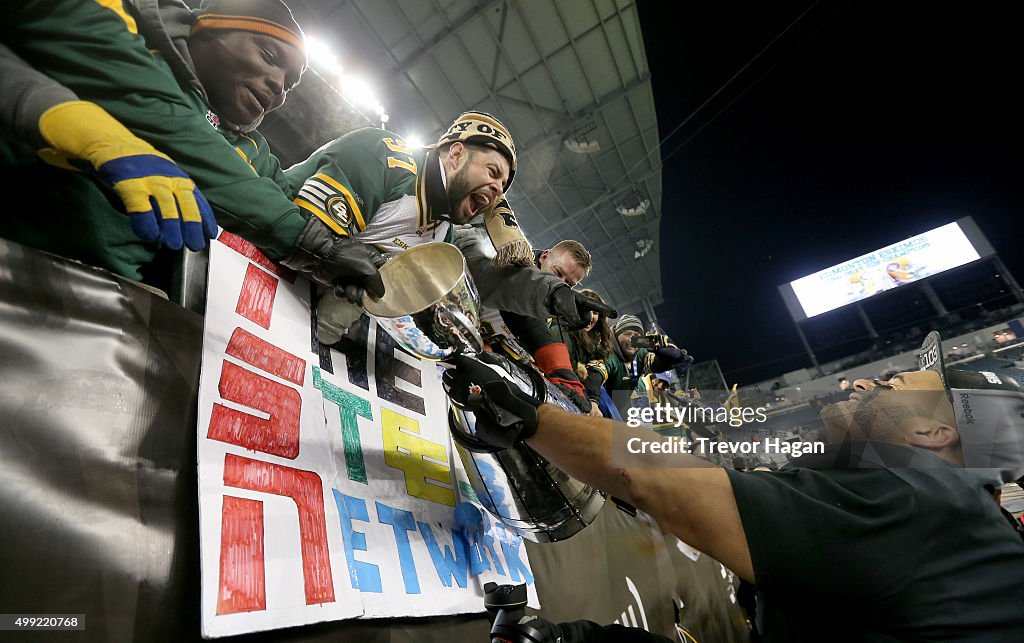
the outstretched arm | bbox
[442,355,752,581]
[527,404,754,582]
[455,226,562,317]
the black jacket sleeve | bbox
[650,346,691,373]
[499,310,555,353]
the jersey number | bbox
[383,138,417,174]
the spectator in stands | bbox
[838,377,851,391]
[5,0,616,332]
[650,377,687,410]
[460,237,611,414]
[587,315,693,408]
[477,240,603,408]
[563,289,614,368]
[458,228,612,331]
[554,288,614,416]
[536,240,591,289]
[0,43,218,259]
[0,0,345,288]
[440,350,1024,641]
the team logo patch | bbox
[326,197,351,227]
[496,208,518,228]
[206,110,221,129]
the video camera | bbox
[630,332,669,350]
[485,582,540,643]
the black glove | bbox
[441,355,542,449]
[651,345,693,373]
[673,349,694,370]
[547,284,618,330]
[583,368,605,403]
[281,217,386,300]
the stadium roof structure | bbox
[266,0,664,313]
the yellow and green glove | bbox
[37,101,218,251]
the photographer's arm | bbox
[639,339,693,374]
[527,405,754,582]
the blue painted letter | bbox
[500,535,534,584]
[417,521,469,589]
[376,501,421,594]
[333,490,383,592]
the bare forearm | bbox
[526,404,754,581]
[527,405,713,505]
[527,405,630,500]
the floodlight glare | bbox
[340,74,379,110]
[306,36,341,71]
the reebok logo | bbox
[959,392,975,424]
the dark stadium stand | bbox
[951,355,1024,385]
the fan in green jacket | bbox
[0,0,379,294]
[587,314,693,396]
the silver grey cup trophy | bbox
[363,242,605,541]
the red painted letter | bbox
[217,496,266,615]
[222,454,335,606]
[225,327,305,386]
[235,263,278,329]
[208,360,301,458]
[219,230,295,281]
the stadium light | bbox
[563,118,600,154]
[634,238,654,259]
[617,198,650,217]
[306,36,341,73]
[404,135,425,149]
[340,74,378,110]
[305,37,390,124]
[563,136,600,154]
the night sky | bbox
[638,0,1022,384]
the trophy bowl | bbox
[363,242,484,360]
